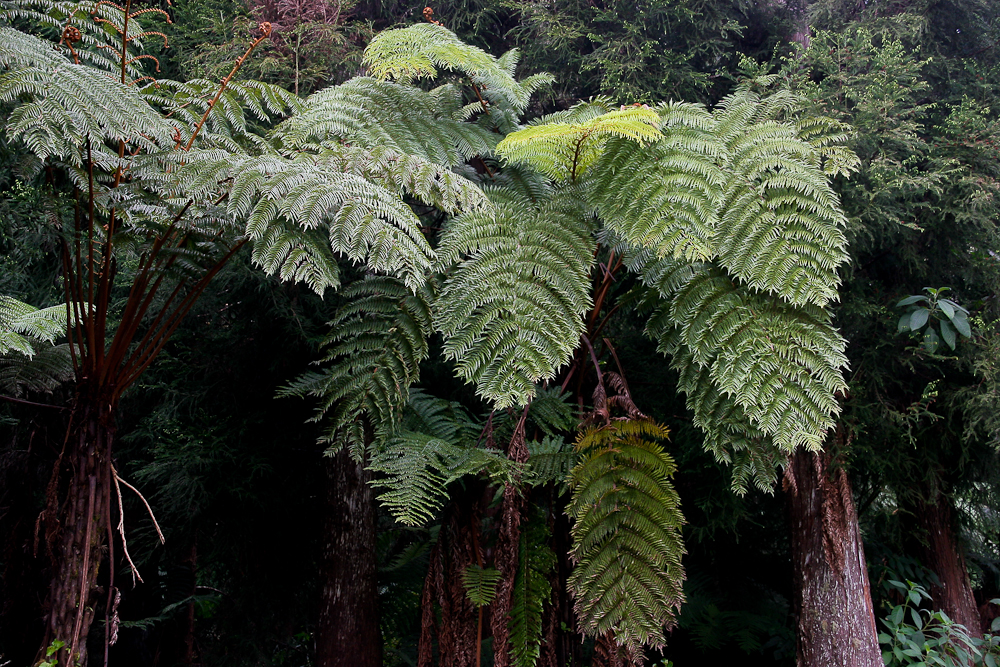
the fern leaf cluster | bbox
[279,277,434,456]
[567,419,685,653]
[509,513,557,667]
[0,295,67,357]
[435,187,595,408]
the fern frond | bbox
[509,513,556,667]
[363,23,534,111]
[462,565,503,607]
[274,77,497,165]
[0,295,66,356]
[524,436,576,488]
[568,419,685,654]
[435,188,594,409]
[496,104,662,182]
[0,342,74,396]
[279,277,434,456]
[590,102,723,262]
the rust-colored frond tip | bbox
[422,6,443,25]
[259,22,273,38]
[61,25,82,44]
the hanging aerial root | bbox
[111,464,165,585]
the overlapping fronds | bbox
[495,103,662,182]
[0,296,67,356]
[143,79,300,147]
[567,419,685,654]
[363,23,535,111]
[523,436,576,488]
[640,258,848,489]
[435,188,594,408]
[590,102,723,262]
[510,514,556,667]
[279,277,434,456]
[167,150,437,292]
[274,77,497,164]
[0,342,74,396]
[0,27,172,164]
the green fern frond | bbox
[496,104,662,182]
[0,342,74,396]
[590,102,723,262]
[279,277,434,456]
[523,436,576,488]
[363,23,534,111]
[568,419,685,654]
[274,77,497,165]
[435,188,594,409]
[509,512,556,667]
[462,565,503,607]
[0,295,66,356]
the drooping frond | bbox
[0,27,172,164]
[523,436,576,489]
[509,512,556,667]
[363,23,534,111]
[711,86,853,307]
[590,102,723,262]
[0,295,67,356]
[274,77,497,165]
[495,103,662,182]
[279,277,434,456]
[435,188,594,409]
[567,419,685,655]
[0,342,74,396]
[169,150,438,292]
[640,258,848,489]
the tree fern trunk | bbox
[42,396,114,667]
[317,447,381,667]
[785,447,880,667]
[913,488,982,635]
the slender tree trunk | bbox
[785,447,881,667]
[316,447,381,667]
[913,488,981,634]
[42,396,114,667]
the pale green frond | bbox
[435,188,594,409]
[274,77,497,165]
[363,23,534,111]
[0,295,67,355]
[496,105,662,182]
[590,101,723,261]
[568,420,685,654]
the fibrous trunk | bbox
[785,447,881,667]
[42,396,114,666]
[316,447,381,667]
[913,488,981,634]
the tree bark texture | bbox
[785,447,881,667]
[416,498,480,667]
[316,447,381,667]
[913,489,982,634]
[41,398,114,667]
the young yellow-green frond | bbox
[363,23,533,111]
[495,105,662,182]
[568,419,685,655]
[435,188,594,409]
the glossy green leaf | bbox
[897,295,928,307]
[951,310,972,338]
[937,299,955,319]
[910,307,930,331]
[922,327,940,353]
[898,313,913,333]
[940,319,956,350]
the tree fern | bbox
[0,295,68,357]
[567,419,685,654]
